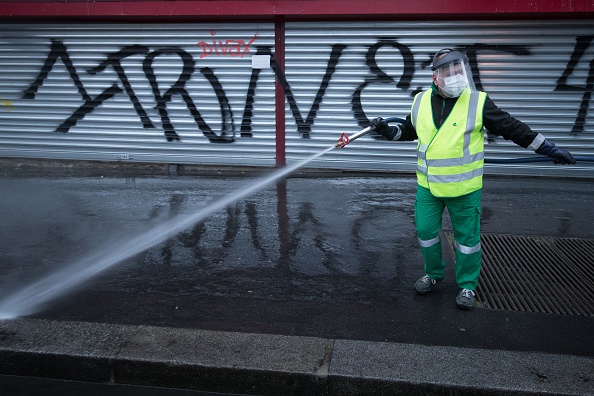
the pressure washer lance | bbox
[335,117,594,163]
[335,117,409,148]
[335,126,372,148]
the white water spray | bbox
[0,146,336,320]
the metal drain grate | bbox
[444,232,594,317]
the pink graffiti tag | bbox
[197,30,258,59]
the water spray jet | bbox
[0,145,337,320]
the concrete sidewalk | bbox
[1,318,593,395]
[0,161,593,395]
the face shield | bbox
[431,49,476,98]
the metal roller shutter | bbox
[0,23,276,166]
[1,20,593,177]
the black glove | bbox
[370,117,390,137]
[535,140,576,164]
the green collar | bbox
[431,82,440,96]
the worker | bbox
[370,48,575,310]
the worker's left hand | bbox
[536,140,576,164]
[551,148,576,164]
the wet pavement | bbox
[0,163,593,395]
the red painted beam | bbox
[1,0,593,19]
[275,20,286,167]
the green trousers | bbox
[414,186,482,290]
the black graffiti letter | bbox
[23,39,91,102]
[456,44,531,91]
[352,39,415,129]
[87,45,154,128]
[22,39,125,133]
[56,85,123,133]
[143,49,191,141]
[241,45,273,138]
[273,44,347,138]
[144,49,235,143]
[200,67,235,143]
[555,36,594,135]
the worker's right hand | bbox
[370,117,390,137]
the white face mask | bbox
[441,74,468,98]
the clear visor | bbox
[433,59,476,97]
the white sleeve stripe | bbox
[528,133,546,151]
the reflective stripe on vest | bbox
[411,89,486,197]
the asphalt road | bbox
[1,170,593,359]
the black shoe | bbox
[414,275,439,294]
[456,289,476,310]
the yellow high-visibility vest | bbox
[411,89,487,198]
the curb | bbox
[1,318,592,395]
